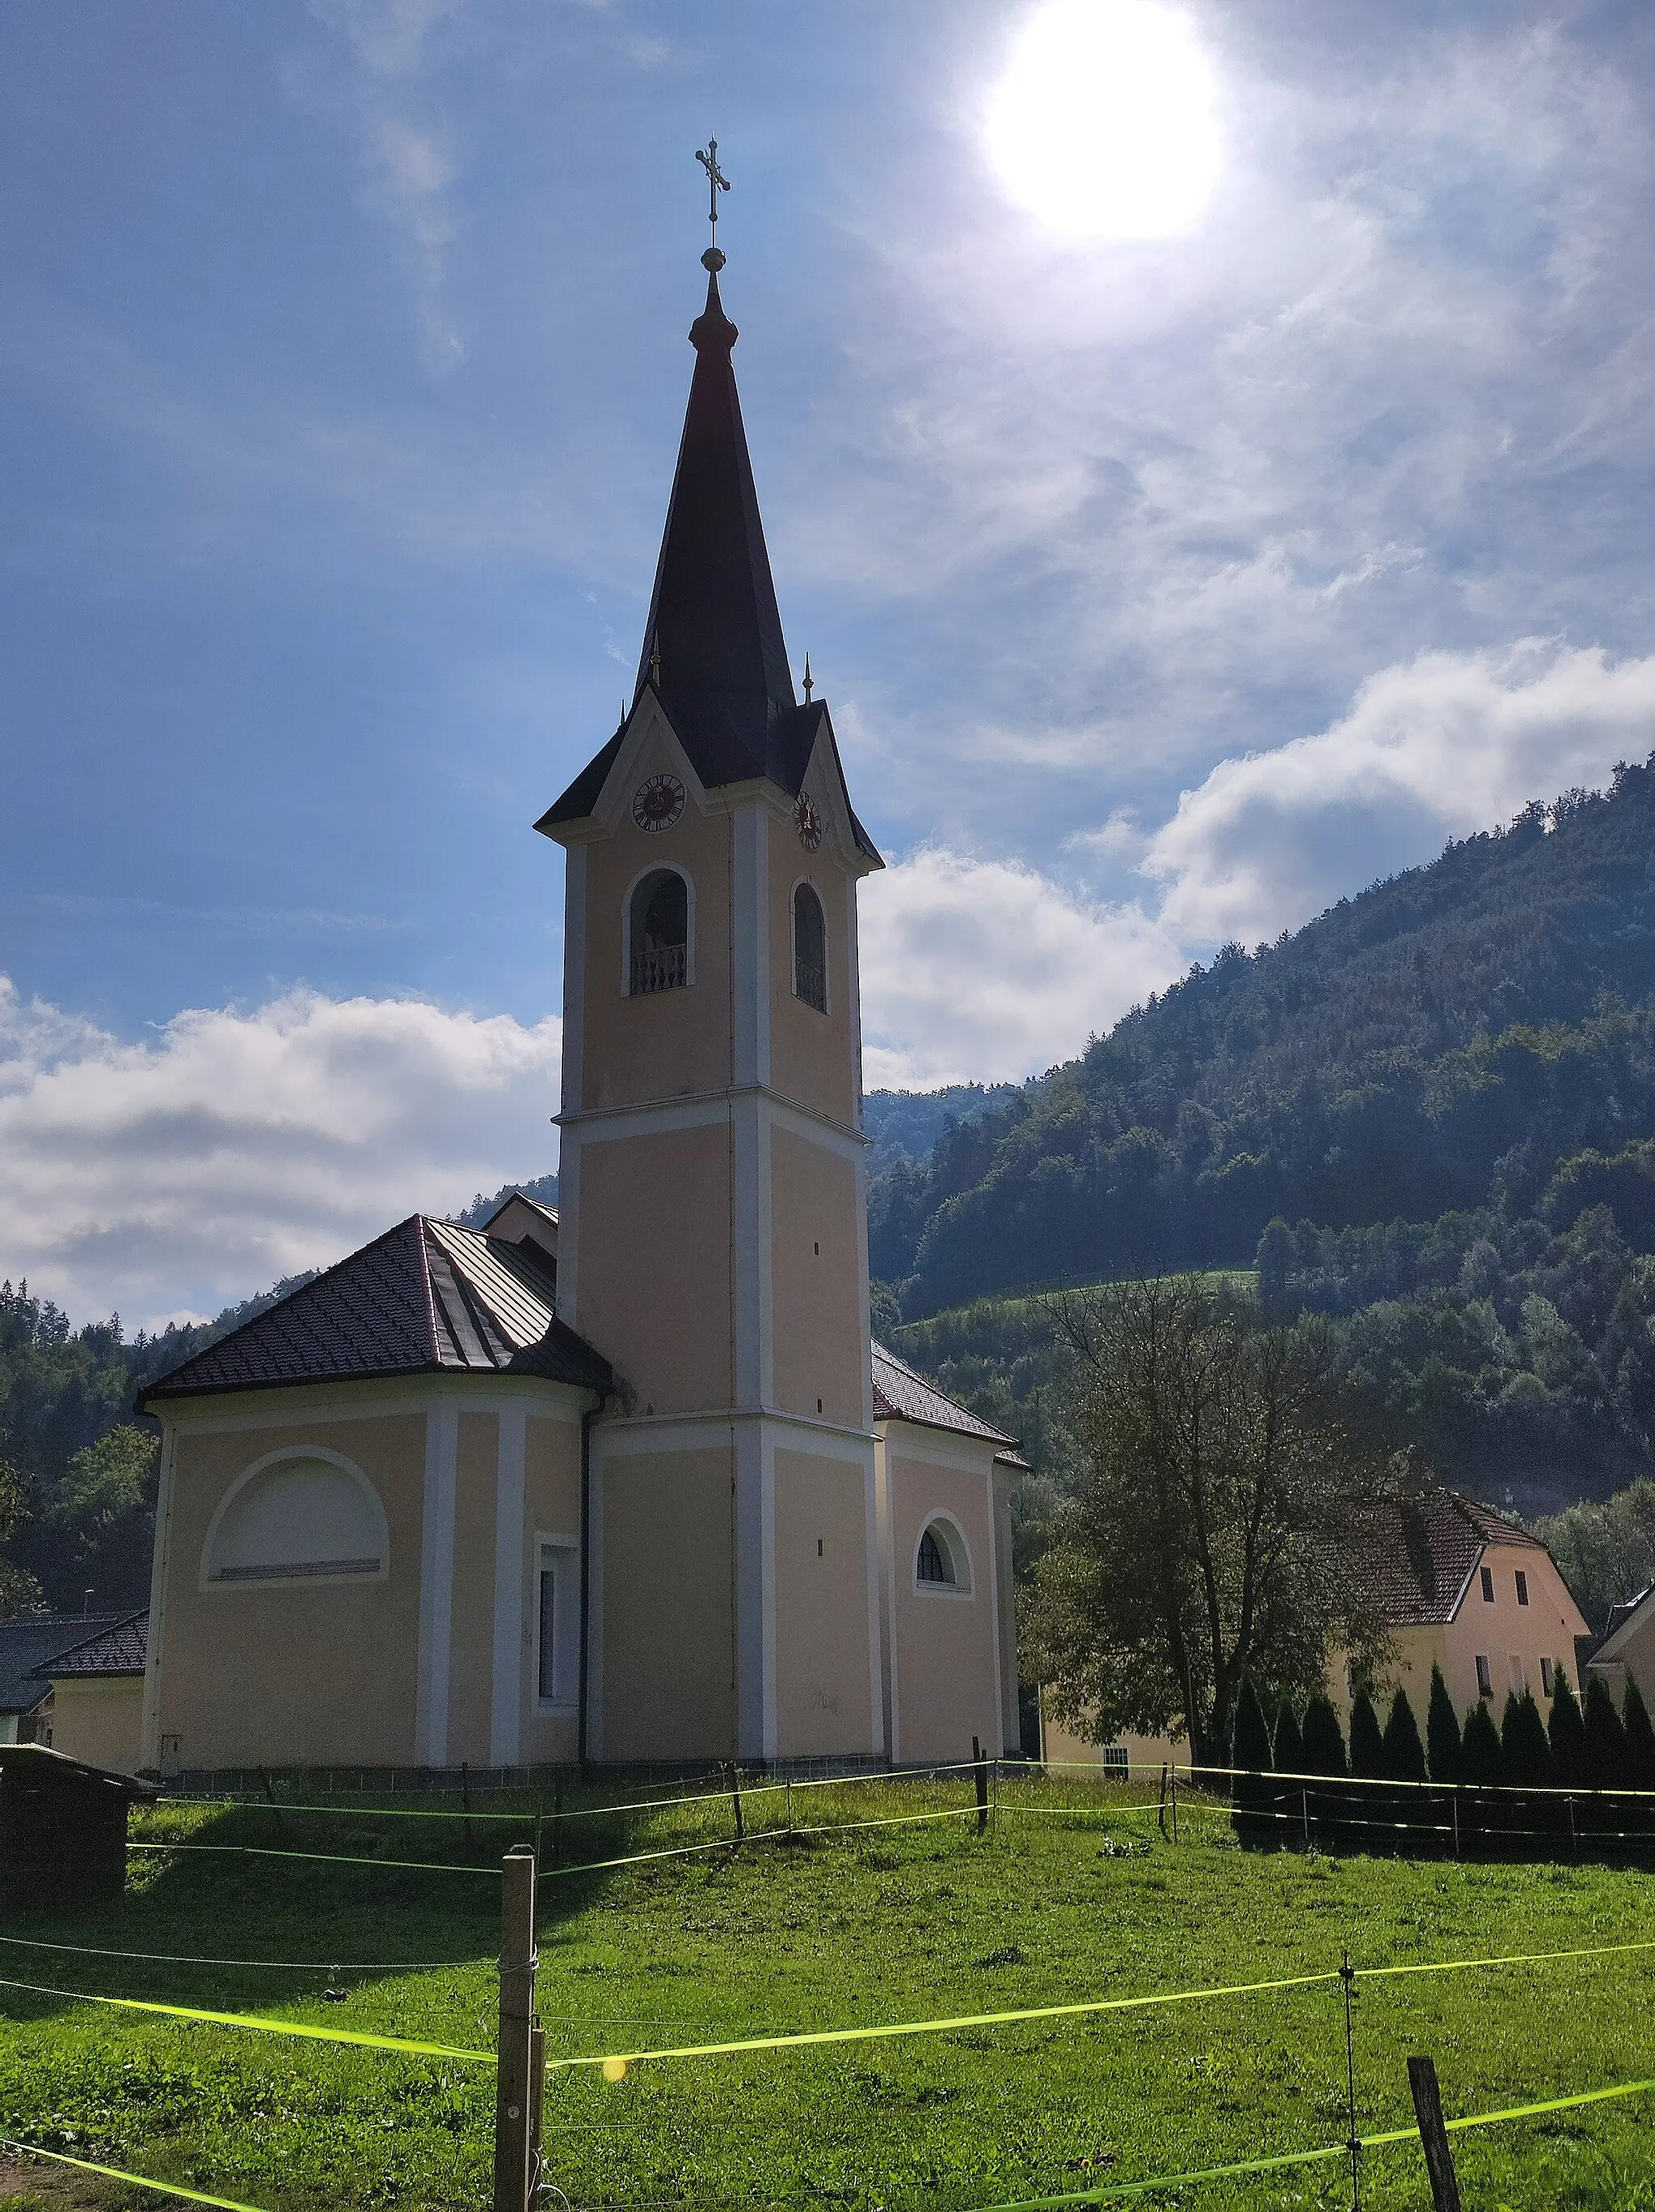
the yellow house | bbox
[1585,1583,1655,1713]
[136,243,1021,1777]
[1041,1487,1589,1772]
[36,1612,148,1772]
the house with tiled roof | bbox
[1584,1583,1655,1718]
[30,1611,148,1772]
[0,1613,128,1747]
[1042,1485,1588,1773]
[135,238,1020,1777]
[1330,1488,1588,1723]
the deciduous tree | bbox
[1023,1276,1395,1765]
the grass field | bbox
[2,1772,1653,2212]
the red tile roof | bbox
[1342,1488,1547,1626]
[872,1342,1022,1462]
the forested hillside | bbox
[870,761,1655,1517]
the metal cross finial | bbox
[802,653,814,703]
[696,138,731,254]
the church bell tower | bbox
[535,235,886,1763]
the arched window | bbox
[204,1451,388,1586]
[915,1517,970,1591]
[629,868,689,996]
[793,882,827,1013]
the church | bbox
[133,241,1025,1777]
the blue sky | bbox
[6,0,1655,1325]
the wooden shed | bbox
[0,1742,157,1908]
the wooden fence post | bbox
[728,1762,745,1843]
[1406,2056,1461,2212]
[493,1846,537,2212]
[973,1738,989,1835]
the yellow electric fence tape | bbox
[0,2138,276,2212]
[0,1976,492,2065]
[4,1933,1652,2079]
[981,2072,1655,2207]
[555,1967,1341,2074]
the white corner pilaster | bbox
[415,1401,459,1768]
[139,1424,178,1772]
[731,800,770,1090]
[491,1406,528,1766]
[731,1094,772,1409]
[560,842,587,1118]
[734,1417,777,1759]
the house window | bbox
[1476,1654,1493,1698]
[1480,1565,1495,1603]
[1515,1569,1530,1607]
[793,883,827,1013]
[629,868,689,995]
[1539,1655,1555,1697]
[915,1518,971,1592]
[1102,1745,1129,1776]
[536,1540,579,1709]
[1510,1654,1525,1695]
[205,1451,387,1585]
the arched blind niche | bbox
[793,882,827,1012]
[630,869,689,995]
[204,1453,389,1585]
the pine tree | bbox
[1232,1677,1273,1771]
[1348,1689,1385,1778]
[1499,1689,1552,1789]
[1273,1703,1305,1777]
[1547,1671,1587,1789]
[1301,1696,1348,1777]
[1425,1665,1461,1783]
[1623,1679,1655,1789]
[1382,1687,1428,1783]
[1460,1700,1501,1785]
[1582,1675,1626,1790]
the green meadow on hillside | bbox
[2,1774,1653,2212]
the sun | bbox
[985,0,1221,242]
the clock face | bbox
[633,773,685,833]
[795,792,823,853]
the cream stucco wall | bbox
[574,1124,734,1414]
[446,1411,499,1763]
[150,1409,427,1771]
[596,1442,735,1760]
[773,1445,876,1756]
[1589,1606,1655,1714]
[48,1677,144,1773]
[883,1433,1006,1763]
[769,1128,864,1428]
[519,1413,583,1766]
[766,802,857,1128]
[577,734,734,1113]
[146,1381,594,1776]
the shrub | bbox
[1273,1702,1304,1776]
[1381,1687,1427,1784]
[1301,1696,1348,1777]
[1582,1675,1626,1791]
[1460,1700,1502,1786]
[1547,1671,1587,1789]
[1499,1689,1552,1789]
[1624,1679,1655,1789]
[1426,1665,1461,1783]
[1349,1689,1385,1779]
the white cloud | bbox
[0,980,559,1331]
[1141,641,1655,945]
[857,847,1182,1089]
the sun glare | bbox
[985,0,1221,242]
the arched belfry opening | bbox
[630,867,689,995]
[793,881,827,1012]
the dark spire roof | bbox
[633,267,796,778]
[536,268,880,862]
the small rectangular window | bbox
[537,1541,578,1709]
[1510,1654,1525,1695]
[1475,1654,1493,1697]
[1539,1655,1554,1697]
[538,1569,557,1703]
[1102,1745,1129,1776]
[1480,1565,1496,1603]
[1515,1569,1530,1607]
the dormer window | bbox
[630,868,689,995]
[793,882,827,1013]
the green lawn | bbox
[2,1774,1653,2212]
